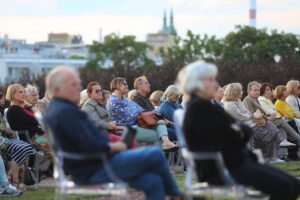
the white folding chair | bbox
[35,113,128,200]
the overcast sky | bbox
[0,0,300,44]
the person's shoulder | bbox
[187,97,213,111]
[7,105,22,113]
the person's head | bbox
[87,81,103,102]
[274,85,288,100]
[177,60,218,100]
[224,83,243,101]
[149,90,164,107]
[214,86,224,100]
[286,80,300,96]
[162,85,181,103]
[110,77,128,95]
[260,83,273,99]
[247,81,261,98]
[46,66,82,104]
[24,84,39,105]
[128,89,137,101]
[6,84,25,105]
[0,92,4,106]
[134,76,150,96]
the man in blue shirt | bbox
[44,66,181,200]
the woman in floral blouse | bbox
[107,77,178,151]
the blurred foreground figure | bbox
[178,61,300,200]
[44,66,181,200]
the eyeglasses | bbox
[94,90,102,93]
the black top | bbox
[45,97,110,184]
[183,96,255,182]
[132,92,154,110]
[6,105,44,138]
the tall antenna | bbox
[249,0,256,27]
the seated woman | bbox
[259,83,300,145]
[24,84,39,113]
[286,80,300,117]
[149,90,164,110]
[223,83,285,163]
[6,84,44,139]
[107,77,177,151]
[160,85,182,122]
[178,61,300,200]
[81,82,136,147]
[274,85,299,120]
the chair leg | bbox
[56,187,66,200]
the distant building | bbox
[47,33,83,45]
[0,34,87,82]
[146,9,178,65]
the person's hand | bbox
[107,121,117,130]
[115,126,125,131]
[109,141,127,153]
[164,119,173,125]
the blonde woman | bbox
[149,90,164,109]
[286,80,300,116]
[160,85,182,122]
[223,83,286,163]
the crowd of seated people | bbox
[0,61,299,199]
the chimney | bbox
[249,0,256,27]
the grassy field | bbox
[8,161,300,200]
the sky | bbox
[0,0,300,44]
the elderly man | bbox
[44,66,181,200]
[243,81,300,149]
[132,76,154,110]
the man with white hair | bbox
[44,66,181,200]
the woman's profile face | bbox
[199,76,218,100]
[25,90,39,105]
[263,86,272,99]
[13,87,25,103]
[118,81,129,95]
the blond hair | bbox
[224,83,243,101]
[162,85,181,101]
[6,84,24,102]
[247,81,261,92]
[149,90,164,105]
[128,89,137,101]
[134,76,147,90]
[274,85,287,99]
[110,77,126,92]
[286,80,299,95]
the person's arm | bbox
[82,105,109,130]
[224,103,251,123]
[242,98,255,114]
[160,102,175,122]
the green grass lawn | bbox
[8,161,300,200]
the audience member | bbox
[0,92,5,116]
[160,85,182,122]
[127,89,137,101]
[132,76,154,110]
[24,84,39,112]
[6,84,43,139]
[149,90,164,109]
[223,83,285,162]
[211,86,224,107]
[44,67,181,200]
[243,81,297,148]
[259,83,300,145]
[178,60,300,200]
[35,90,51,114]
[286,80,300,117]
[101,90,111,106]
[107,77,177,150]
[79,89,88,107]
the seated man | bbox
[44,66,181,200]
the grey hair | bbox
[46,65,78,92]
[25,84,39,96]
[176,60,217,96]
[162,85,181,101]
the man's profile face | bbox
[249,85,260,98]
[139,78,150,94]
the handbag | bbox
[137,111,162,129]
[23,167,37,186]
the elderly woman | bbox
[178,61,300,200]
[149,90,164,110]
[107,77,177,151]
[286,80,300,116]
[160,85,182,122]
[224,83,286,163]
[259,83,300,146]
[24,84,39,113]
[82,82,124,132]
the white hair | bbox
[176,60,217,96]
[128,89,137,101]
[25,84,39,96]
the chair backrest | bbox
[3,108,10,129]
[173,109,236,186]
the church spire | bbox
[169,8,177,36]
[163,9,167,30]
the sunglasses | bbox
[94,90,103,93]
